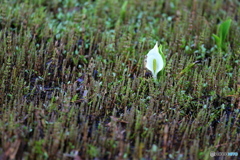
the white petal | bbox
[146,55,163,75]
[147,42,159,57]
[145,42,164,77]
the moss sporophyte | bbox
[145,42,166,81]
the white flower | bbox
[145,42,165,80]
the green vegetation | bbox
[212,19,232,52]
[0,0,239,159]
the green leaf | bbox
[179,63,196,75]
[219,19,231,43]
[116,1,128,26]
[213,19,232,51]
[120,1,128,20]
[158,44,166,67]
[212,34,221,49]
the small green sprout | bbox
[179,62,196,76]
[212,19,232,51]
[116,1,128,27]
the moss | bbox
[0,0,239,159]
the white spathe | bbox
[146,42,164,79]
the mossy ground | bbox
[0,0,239,159]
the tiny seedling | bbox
[212,19,232,51]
